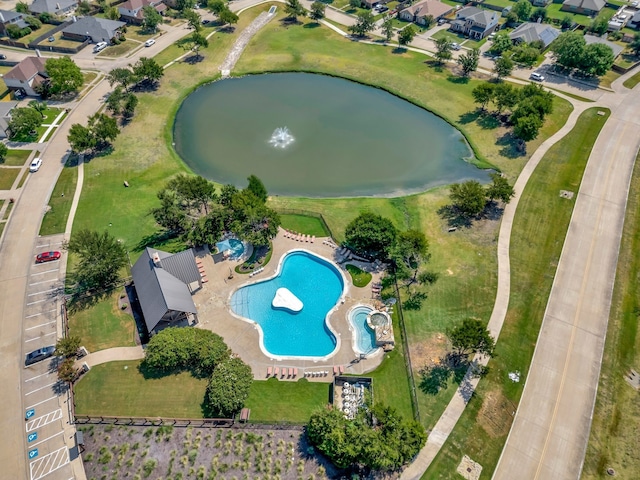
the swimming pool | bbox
[349,305,378,356]
[227,239,244,260]
[230,250,346,358]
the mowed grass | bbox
[0,168,20,190]
[40,160,78,235]
[68,290,136,352]
[345,264,372,287]
[74,360,207,418]
[623,70,640,89]
[582,149,640,480]
[245,378,330,423]
[279,214,329,237]
[424,107,611,478]
[2,149,31,166]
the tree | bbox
[230,191,280,247]
[106,86,127,115]
[106,6,120,20]
[513,0,532,21]
[381,15,394,43]
[631,33,640,56]
[0,143,7,163]
[88,113,119,148]
[349,0,361,8]
[310,1,326,22]
[284,0,306,20]
[208,0,225,14]
[493,82,518,114]
[16,1,29,13]
[25,16,42,30]
[38,12,52,23]
[530,7,547,23]
[489,31,512,55]
[77,0,91,15]
[246,174,268,203]
[205,358,253,416]
[67,124,95,153]
[176,0,196,10]
[142,5,163,32]
[589,12,609,35]
[184,8,202,31]
[447,318,495,360]
[511,44,540,67]
[7,108,41,140]
[345,212,397,260]
[398,25,416,46]
[108,67,137,91]
[57,358,79,383]
[505,10,519,27]
[348,10,375,37]
[435,37,452,64]
[494,56,514,79]
[513,113,542,141]
[551,31,585,69]
[486,172,515,203]
[44,57,83,95]
[560,15,573,30]
[421,14,435,29]
[472,82,495,111]
[6,24,29,39]
[28,100,47,118]
[55,336,82,358]
[579,43,614,77]
[449,180,486,217]
[457,47,479,76]
[218,7,238,25]
[189,31,209,58]
[65,229,128,292]
[123,92,139,118]
[132,57,164,85]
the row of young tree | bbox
[448,172,515,218]
[151,174,280,248]
[472,82,554,142]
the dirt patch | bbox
[477,389,516,438]
[410,334,449,370]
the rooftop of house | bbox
[403,0,452,19]
[29,0,78,14]
[562,0,606,11]
[62,16,125,39]
[3,56,47,82]
[509,22,561,46]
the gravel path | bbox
[220,11,275,76]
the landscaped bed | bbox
[345,264,372,287]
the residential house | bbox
[0,10,28,35]
[450,7,498,39]
[509,22,560,48]
[118,0,166,25]
[584,34,624,58]
[61,16,125,44]
[398,0,453,25]
[531,0,552,7]
[630,9,640,29]
[561,0,605,16]
[0,101,18,139]
[2,56,48,97]
[131,247,202,334]
[29,0,78,16]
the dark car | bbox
[35,251,61,264]
[0,54,6,59]
[25,346,56,366]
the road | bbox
[492,75,640,478]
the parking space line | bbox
[31,268,59,276]
[26,409,62,432]
[25,332,56,342]
[28,289,58,297]
[28,430,64,448]
[25,382,57,396]
[26,310,56,319]
[30,445,69,480]
[27,299,49,306]
[25,372,52,382]
[26,396,58,410]
[36,241,63,247]
[26,321,56,331]
[29,280,57,287]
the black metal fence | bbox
[74,415,235,428]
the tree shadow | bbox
[481,201,505,221]
[447,75,470,85]
[134,230,179,251]
[496,131,525,158]
[303,22,321,29]
[66,285,111,313]
[477,113,501,130]
[219,25,236,33]
[392,46,407,54]
[51,380,70,395]
[437,204,473,229]
[131,80,160,93]
[279,17,302,26]
[183,54,204,64]
[459,110,481,125]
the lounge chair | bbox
[293,368,298,378]
[289,367,294,377]
[281,369,286,378]
[333,366,338,375]
[311,236,315,243]
[267,367,272,377]
[274,367,279,376]
[339,366,345,374]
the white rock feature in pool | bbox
[272,287,303,312]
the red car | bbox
[35,251,61,264]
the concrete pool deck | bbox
[192,228,388,381]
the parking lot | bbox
[22,234,75,480]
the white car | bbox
[29,157,42,172]
[451,42,461,51]
[93,41,108,53]
[145,39,156,47]
[530,72,545,82]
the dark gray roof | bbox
[562,0,605,11]
[510,22,560,47]
[0,10,25,23]
[30,0,78,14]
[132,247,198,333]
[584,34,624,58]
[62,16,125,42]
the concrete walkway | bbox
[80,346,145,368]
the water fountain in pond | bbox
[268,127,295,149]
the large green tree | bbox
[486,172,515,203]
[494,56,514,80]
[284,0,306,20]
[67,124,95,153]
[435,37,452,64]
[66,229,128,292]
[246,174,268,203]
[107,67,137,92]
[205,357,253,416]
[579,43,614,77]
[7,107,41,139]
[348,10,375,37]
[44,57,83,95]
[472,82,496,111]
[551,31,585,70]
[132,57,164,86]
[513,0,532,21]
[309,1,326,22]
[142,5,163,32]
[447,318,495,360]
[489,31,512,55]
[457,47,480,76]
[449,180,487,217]
[55,336,82,358]
[381,15,394,43]
[88,113,119,148]
[345,212,398,260]
[398,25,416,46]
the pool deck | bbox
[193,228,388,382]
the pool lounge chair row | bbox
[282,230,315,243]
[267,366,298,378]
[305,370,329,377]
[249,267,264,277]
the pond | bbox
[173,73,490,197]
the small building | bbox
[62,16,125,44]
[118,0,166,25]
[509,22,560,48]
[131,247,202,334]
[450,7,499,39]
[584,34,624,58]
[398,0,453,25]
[3,56,48,97]
[0,10,28,34]
[0,101,18,139]
[502,6,512,17]
[561,0,605,16]
[29,0,78,16]
[332,376,373,420]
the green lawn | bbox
[98,40,141,58]
[345,263,372,287]
[0,168,20,190]
[483,0,513,8]
[582,149,640,480]
[365,346,414,420]
[74,360,208,418]
[20,23,57,44]
[40,160,78,235]
[279,213,329,237]
[623,70,640,89]
[245,378,330,423]
[68,289,136,352]
[430,29,465,43]
[1,149,30,167]
[43,31,85,49]
[424,107,610,478]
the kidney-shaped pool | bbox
[173,73,490,197]
[229,250,345,358]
